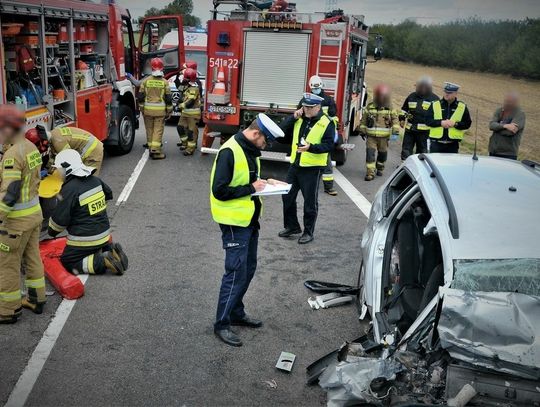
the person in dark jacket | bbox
[210,114,285,347]
[426,82,472,153]
[488,92,526,160]
[48,149,128,276]
[279,93,335,244]
[400,76,439,160]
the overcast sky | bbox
[124,0,540,25]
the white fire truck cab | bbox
[202,1,370,164]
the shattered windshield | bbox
[453,258,540,296]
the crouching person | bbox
[47,149,128,276]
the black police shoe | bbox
[298,232,314,244]
[278,227,302,238]
[231,316,263,328]
[214,328,243,347]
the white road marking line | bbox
[5,275,88,407]
[333,168,372,217]
[116,149,150,205]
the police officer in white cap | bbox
[278,93,335,244]
[210,113,284,347]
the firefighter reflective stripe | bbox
[144,102,167,110]
[49,217,65,233]
[2,170,22,180]
[417,123,429,130]
[365,127,392,136]
[81,136,99,159]
[183,108,201,115]
[408,102,417,109]
[67,229,110,247]
[79,187,106,216]
[0,290,21,302]
[322,174,334,181]
[367,109,392,114]
[290,115,330,167]
[78,186,102,203]
[82,254,95,274]
[429,101,466,140]
[1,197,41,218]
[25,277,45,289]
[210,137,261,227]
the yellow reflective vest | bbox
[210,137,262,227]
[290,115,331,167]
[429,100,466,140]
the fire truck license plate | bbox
[209,106,237,114]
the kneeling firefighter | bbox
[48,149,128,276]
[0,105,46,324]
[178,68,201,156]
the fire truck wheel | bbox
[107,105,135,155]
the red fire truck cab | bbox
[203,2,370,164]
[0,0,184,154]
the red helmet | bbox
[0,104,25,130]
[150,58,164,72]
[374,83,391,98]
[25,126,50,154]
[184,68,197,82]
[184,60,197,70]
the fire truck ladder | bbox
[315,25,345,100]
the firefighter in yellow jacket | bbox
[0,105,46,324]
[178,68,201,156]
[139,58,172,160]
[25,125,104,175]
[360,84,400,181]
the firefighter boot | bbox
[0,307,21,324]
[112,243,129,271]
[102,251,125,276]
[21,298,44,314]
[177,125,187,149]
[151,151,167,160]
[183,130,196,156]
[323,181,337,196]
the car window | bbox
[383,169,415,216]
[453,258,540,296]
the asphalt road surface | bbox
[0,121,402,406]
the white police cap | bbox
[301,93,324,106]
[257,113,284,141]
[443,82,460,92]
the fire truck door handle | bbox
[85,99,90,113]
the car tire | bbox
[105,105,135,156]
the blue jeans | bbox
[214,225,259,330]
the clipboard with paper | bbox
[252,182,292,196]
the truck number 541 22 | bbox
[209,58,239,69]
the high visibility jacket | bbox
[210,137,261,227]
[50,127,103,166]
[290,115,331,167]
[180,85,201,118]
[360,102,400,137]
[49,175,113,247]
[0,135,43,231]
[429,100,467,140]
[140,75,172,117]
[401,92,439,132]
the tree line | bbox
[368,18,540,79]
[144,0,201,27]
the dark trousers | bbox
[489,152,517,160]
[401,130,428,160]
[215,224,259,330]
[429,140,460,154]
[282,165,322,236]
[61,243,111,275]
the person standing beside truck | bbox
[138,58,172,160]
[177,68,202,156]
[488,92,526,160]
[0,105,46,324]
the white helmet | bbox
[309,75,324,90]
[54,149,95,178]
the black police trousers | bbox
[401,129,428,160]
[429,139,460,154]
[282,165,322,236]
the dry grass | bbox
[365,59,540,161]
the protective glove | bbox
[390,133,399,142]
[40,169,49,179]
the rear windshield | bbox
[453,258,540,297]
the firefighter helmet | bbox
[184,60,197,70]
[0,104,25,130]
[25,126,50,154]
[54,149,95,178]
[309,75,324,90]
[150,58,164,74]
[184,68,197,82]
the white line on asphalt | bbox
[333,168,372,217]
[116,149,150,205]
[5,275,88,407]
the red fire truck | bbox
[202,1,371,164]
[0,0,185,154]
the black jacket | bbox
[280,110,335,168]
[400,91,439,132]
[425,98,472,141]
[211,133,261,227]
[48,175,113,239]
[297,89,337,117]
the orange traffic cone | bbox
[213,81,226,95]
[217,66,225,82]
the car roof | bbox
[411,154,540,260]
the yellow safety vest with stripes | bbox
[290,115,331,167]
[429,100,467,140]
[210,137,262,227]
[140,75,172,117]
[0,137,42,230]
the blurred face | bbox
[303,104,321,118]
[416,83,429,96]
[0,126,17,144]
[503,93,519,111]
[443,91,457,102]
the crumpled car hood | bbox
[438,288,540,380]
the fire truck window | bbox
[140,19,180,53]
[122,18,134,75]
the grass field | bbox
[365,59,540,161]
